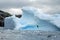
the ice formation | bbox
[4,7,60,31]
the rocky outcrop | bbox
[0,10,12,27]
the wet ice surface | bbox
[0,27,60,40]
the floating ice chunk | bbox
[21,7,60,31]
[4,15,24,30]
[3,7,60,31]
[4,16,15,30]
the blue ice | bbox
[4,7,60,31]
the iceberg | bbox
[4,15,19,30]
[4,7,60,31]
[21,7,60,31]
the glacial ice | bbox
[4,7,60,31]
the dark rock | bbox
[15,15,22,18]
[0,10,12,27]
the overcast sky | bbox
[0,0,60,14]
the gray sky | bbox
[0,0,60,14]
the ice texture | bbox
[4,15,22,30]
[4,7,60,31]
[21,7,60,31]
[0,30,60,40]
